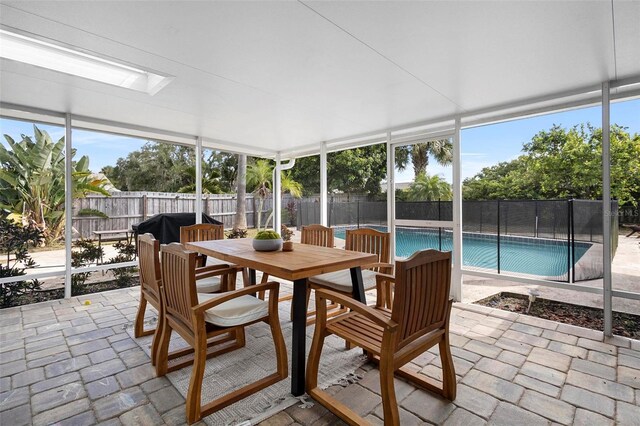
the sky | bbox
[1,99,638,184]
[396,98,640,183]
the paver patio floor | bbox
[1,284,638,425]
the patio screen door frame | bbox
[388,126,462,301]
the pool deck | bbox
[461,235,640,315]
[1,286,638,425]
[13,228,640,313]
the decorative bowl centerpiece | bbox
[252,230,283,252]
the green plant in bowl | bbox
[253,230,283,251]
[255,230,281,240]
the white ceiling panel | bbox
[0,1,638,154]
[613,0,640,80]
[304,0,619,112]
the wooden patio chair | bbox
[301,223,335,247]
[307,228,394,322]
[258,224,335,314]
[156,243,288,424]
[134,234,240,369]
[134,234,163,363]
[180,223,225,267]
[180,223,246,290]
[307,250,456,425]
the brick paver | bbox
[1,286,639,425]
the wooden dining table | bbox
[184,238,377,396]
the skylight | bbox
[0,29,172,95]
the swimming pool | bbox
[333,226,591,278]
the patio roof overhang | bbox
[1,1,639,157]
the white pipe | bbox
[64,113,73,299]
[271,158,296,230]
[386,132,395,263]
[602,81,612,337]
[273,153,283,233]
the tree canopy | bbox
[462,124,640,205]
[289,144,388,197]
[102,142,237,193]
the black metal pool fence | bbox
[296,199,619,283]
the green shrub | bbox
[107,241,137,288]
[0,218,43,308]
[71,239,103,295]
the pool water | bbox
[333,226,590,278]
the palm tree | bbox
[247,159,273,230]
[247,159,303,230]
[411,139,453,177]
[396,139,453,178]
[281,171,302,198]
[407,173,452,201]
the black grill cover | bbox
[132,213,222,244]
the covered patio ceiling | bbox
[1,1,639,156]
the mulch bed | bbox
[7,279,140,308]
[475,292,640,339]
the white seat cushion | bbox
[197,293,269,327]
[309,269,378,292]
[195,276,222,293]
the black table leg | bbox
[350,266,366,303]
[291,278,308,396]
[248,268,257,297]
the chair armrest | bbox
[195,264,231,274]
[375,273,395,283]
[195,266,235,280]
[364,262,394,274]
[192,281,279,314]
[315,288,397,331]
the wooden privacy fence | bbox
[72,191,275,239]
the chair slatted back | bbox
[180,224,224,244]
[137,234,161,301]
[391,250,452,349]
[345,228,390,272]
[301,224,334,248]
[160,243,199,329]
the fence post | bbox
[497,200,501,274]
[570,199,575,283]
[535,201,539,238]
[357,201,360,229]
[142,195,148,220]
[252,197,257,228]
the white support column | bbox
[452,117,463,302]
[386,132,395,262]
[602,82,612,337]
[195,137,203,224]
[274,153,282,233]
[320,142,328,226]
[64,114,73,299]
